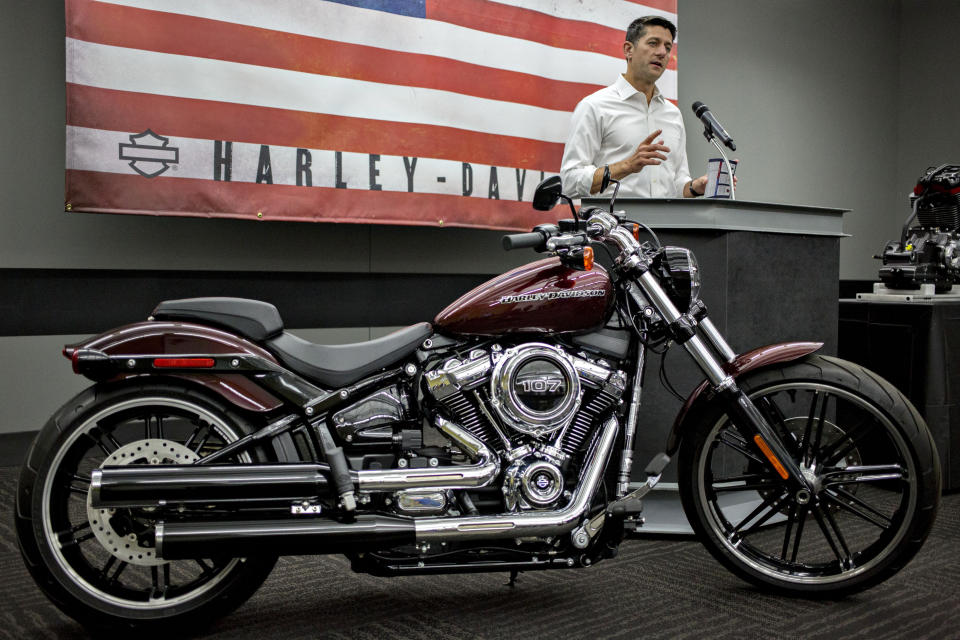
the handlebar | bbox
[502,231,547,251]
[503,211,646,272]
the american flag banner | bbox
[65,0,678,230]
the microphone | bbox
[692,101,736,151]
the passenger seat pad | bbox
[152,297,284,342]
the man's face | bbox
[624,25,673,83]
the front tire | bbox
[15,380,278,632]
[678,355,940,597]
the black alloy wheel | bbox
[678,355,940,596]
[15,380,278,632]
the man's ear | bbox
[623,41,633,61]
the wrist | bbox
[688,180,703,197]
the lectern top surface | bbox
[580,198,848,237]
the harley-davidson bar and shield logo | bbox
[118,129,180,178]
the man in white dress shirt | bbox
[561,16,708,199]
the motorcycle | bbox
[16,174,940,632]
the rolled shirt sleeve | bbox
[561,101,601,198]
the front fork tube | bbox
[718,386,810,490]
[633,271,811,491]
[697,317,736,364]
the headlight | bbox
[657,246,701,311]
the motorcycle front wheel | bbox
[15,380,278,632]
[678,355,940,597]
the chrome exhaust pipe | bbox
[414,416,619,542]
[91,417,495,509]
[149,418,616,560]
[356,416,497,491]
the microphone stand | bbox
[703,129,736,200]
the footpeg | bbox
[607,452,669,516]
[644,453,670,477]
[608,497,643,517]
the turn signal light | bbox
[632,224,640,241]
[753,435,790,480]
[583,246,594,271]
[153,358,216,369]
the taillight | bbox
[153,358,216,369]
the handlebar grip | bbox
[502,232,545,251]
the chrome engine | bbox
[423,342,626,512]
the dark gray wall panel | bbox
[0,269,493,336]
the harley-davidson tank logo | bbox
[496,290,605,305]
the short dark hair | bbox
[626,16,676,44]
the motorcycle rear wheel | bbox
[15,380,278,632]
[678,355,940,597]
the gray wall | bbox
[1,0,958,433]
[896,0,960,211]
[679,0,903,280]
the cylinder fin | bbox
[561,386,620,457]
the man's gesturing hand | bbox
[616,129,669,176]
[588,129,670,194]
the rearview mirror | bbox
[532,176,562,211]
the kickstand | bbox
[506,569,519,588]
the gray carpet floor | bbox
[2,464,958,639]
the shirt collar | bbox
[614,74,662,103]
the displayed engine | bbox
[325,339,626,521]
[423,342,626,513]
[879,164,960,292]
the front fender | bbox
[664,341,823,455]
[64,321,284,413]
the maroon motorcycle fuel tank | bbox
[434,257,614,336]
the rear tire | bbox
[15,380,278,632]
[678,355,940,597]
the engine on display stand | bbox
[876,164,960,295]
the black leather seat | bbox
[152,297,283,341]
[151,297,433,388]
[266,323,433,388]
